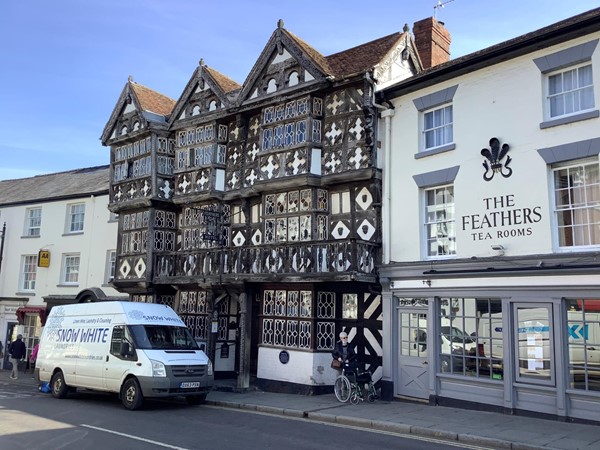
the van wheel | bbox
[186,393,207,406]
[51,371,69,399]
[121,378,144,410]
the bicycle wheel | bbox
[334,375,351,402]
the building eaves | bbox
[204,66,242,94]
[130,82,176,118]
[327,32,403,78]
[0,165,109,207]
[283,29,333,76]
[382,7,600,100]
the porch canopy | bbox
[16,306,47,326]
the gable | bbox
[169,63,241,126]
[238,23,331,105]
[101,79,175,145]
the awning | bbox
[16,306,47,326]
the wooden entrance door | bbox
[396,309,429,399]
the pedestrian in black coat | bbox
[8,334,26,380]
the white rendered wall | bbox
[257,347,339,386]
[0,194,119,308]
[386,33,600,263]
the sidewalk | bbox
[3,369,600,449]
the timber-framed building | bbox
[101,19,443,392]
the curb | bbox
[208,399,551,450]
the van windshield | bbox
[129,325,200,350]
[441,326,474,343]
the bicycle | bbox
[334,364,378,404]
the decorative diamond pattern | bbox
[355,187,373,210]
[233,231,246,247]
[119,259,131,278]
[134,258,146,278]
[331,221,350,239]
[356,219,376,240]
[252,229,262,245]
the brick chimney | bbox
[413,17,451,69]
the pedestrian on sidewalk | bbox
[332,331,357,373]
[8,335,26,380]
[29,342,39,378]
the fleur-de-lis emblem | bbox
[481,137,512,181]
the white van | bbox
[35,301,214,410]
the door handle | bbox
[422,361,428,365]
[106,355,109,362]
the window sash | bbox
[21,255,38,291]
[424,185,456,256]
[548,64,595,118]
[26,208,41,236]
[423,105,453,150]
[63,255,80,283]
[69,204,85,232]
[553,161,600,247]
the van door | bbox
[103,326,136,392]
[396,305,429,399]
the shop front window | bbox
[439,297,503,379]
[514,304,554,385]
[566,298,600,391]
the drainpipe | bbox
[0,222,6,274]
[365,72,395,264]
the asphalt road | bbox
[0,382,488,450]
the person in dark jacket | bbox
[331,331,357,373]
[8,334,26,379]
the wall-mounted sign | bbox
[279,350,290,364]
[38,250,50,268]
[220,342,229,359]
[461,194,542,242]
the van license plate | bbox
[180,382,200,389]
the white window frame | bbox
[20,255,38,292]
[66,203,85,233]
[24,207,42,237]
[422,104,453,151]
[423,184,456,258]
[545,62,595,121]
[105,250,116,284]
[551,158,600,250]
[61,253,80,285]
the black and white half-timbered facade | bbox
[101,20,430,392]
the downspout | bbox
[0,222,6,275]
[365,71,394,264]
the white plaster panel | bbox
[257,347,338,385]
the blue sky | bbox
[1,0,598,181]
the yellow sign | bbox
[38,250,50,268]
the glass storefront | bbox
[438,297,503,379]
[566,299,600,392]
